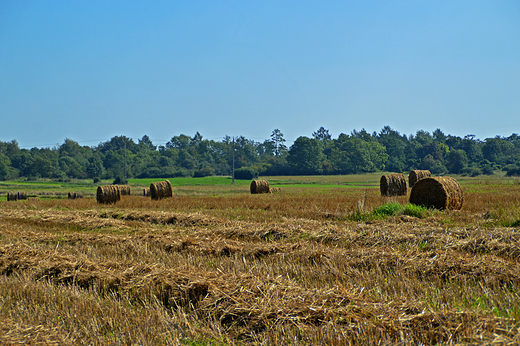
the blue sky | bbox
[1,1,519,149]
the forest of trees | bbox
[1,126,520,182]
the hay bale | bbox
[409,170,432,188]
[269,187,281,193]
[27,197,40,201]
[17,192,27,200]
[96,185,121,204]
[409,176,463,210]
[68,192,84,199]
[250,180,270,194]
[7,192,17,202]
[380,173,407,197]
[150,180,173,200]
[143,188,151,197]
[117,185,131,196]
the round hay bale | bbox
[143,188,151,197]
[150,180,173,200]
[117,185,131,196]
[269,187,281,193]
[27,197,40,201]
[68,192,84,199]
[250,180,270,194]
[17,191,27,200]
[380,173,407,197]
[409,176,463,210]
[409,170,432,188]
[7,192,17,202]
[96,185,121,204]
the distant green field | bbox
[128,176,250,187]
[1,174,517,201]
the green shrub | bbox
[113,176,128,185]
[403,203,427,218]
[510,219,520,227]
[193,166,215,177]
[234,167,259,180]
[373,203,403,218]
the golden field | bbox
[1,175,520,345]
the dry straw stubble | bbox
[250,180,270,194]
[409,176,464,210]
[96,185,121,204]
[409,170,432,188]
[150,180,173,200]
[380,173,407,197]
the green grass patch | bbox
[373,202,403,218]
[128,176,250,187]
[403,204,428,218]
[349,202,429,222]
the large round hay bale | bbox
[96,185,121,204]
[117,185,131,196]
[7,192,17,202]
[409,170,432,188]
[17,191,27,200]
[409,176,463,210]
[250,180,270,194]
[380,173,407,197]
[150,180,173,200]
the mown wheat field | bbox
[1,176,520,345]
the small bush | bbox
[373,203,403,218]
[234,167,259,180]
[113,176,128,185]
[482,165,495,175]
[193,166,215,178]
[505,165,520,177]
[403,203,427,218]
[470,167,482,177]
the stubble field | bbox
[1,175,520,345]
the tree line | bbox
[1,126,520,182]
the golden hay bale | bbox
[143,188,151,197]
[117,185,131,196]
[96,185,121,204]
[408,170,432,188]
[269,187,281,193]
[380,173,407,197]
[17,191,27,200]
[27,197,40,201]
[409,176,463,210]
[250,180,270,194]
[7,192,17,202]
[150,180,173,200]
[68,192,84,200]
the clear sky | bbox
[1,1,519,149]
